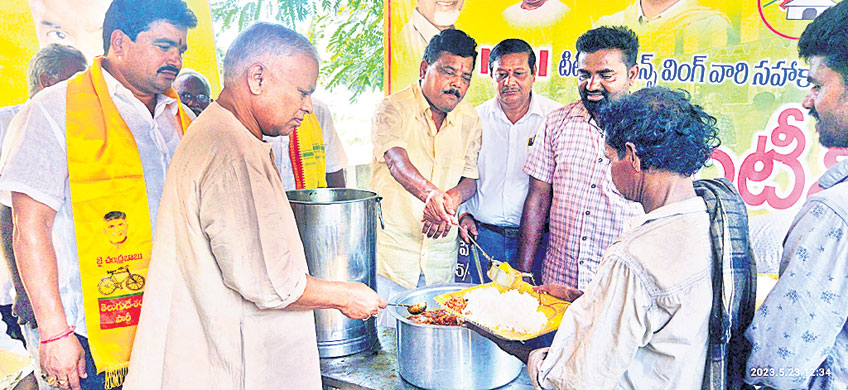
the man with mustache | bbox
[745,1,848,388]
[457,38,561,283]
[370,28,481,327]
[516,26,643,295]
[0,0,197,388]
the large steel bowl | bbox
[389,283,523,390]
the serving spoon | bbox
[388,302,428,315]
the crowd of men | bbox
[0,0,846,389]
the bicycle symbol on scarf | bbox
[98,266,145,295]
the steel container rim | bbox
[286,188,379,205]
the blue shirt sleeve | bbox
[745,198,848,388]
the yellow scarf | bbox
[65,57,191,388]
[288,112,327,189]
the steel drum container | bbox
[390,283,523,390]
[287,188,381,358]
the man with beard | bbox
[0,0,197,388]
[370,29,481,327]
[745,1,848,388]
[173,68,212,116]
[517,26,643,293]
[457,38,560,283]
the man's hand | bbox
[422,191,459,225]
[534,284,584,302]
[338,282,387,320]
[422,220,452,239]
[458,214,477,243]
[463,322,533,364]
[39,334,86,390]
[12,293,37,327]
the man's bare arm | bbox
[383,147,440,202]
[288,275,386,319]
[516,178,553,273]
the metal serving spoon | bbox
[388,302,428,315]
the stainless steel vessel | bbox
[288,188,381,358]
[390,284,523,390]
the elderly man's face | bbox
[492,52,535,108]
[420,51,474,114]
[28,0,112,61]
[417,0,465,28]
[802,56,848,148]
[115,20,188,96]
[175,75,211,116]
[577,48,637,115]
[255,54,318,137]
[604,142,640,203]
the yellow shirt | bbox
[370,82,482,289]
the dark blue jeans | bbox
[455,222,547,284]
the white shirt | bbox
[529,197,713,390]
[463,93,561,227]
[0,70,191,338]
[0,104,22,306]
[263,98,348,190]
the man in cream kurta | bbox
[125,101,320,389]
[126,23,384,389]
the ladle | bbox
[388,302,428,315]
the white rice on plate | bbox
[462,287,547,334]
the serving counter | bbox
[320,327,535,390]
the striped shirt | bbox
[523,100,642,290]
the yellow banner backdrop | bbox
[385,0,848,213]
[0,0,220,107]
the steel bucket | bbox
[287,188,382,358]
[390,283,523,389]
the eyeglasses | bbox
[179,93,210,103]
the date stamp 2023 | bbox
[749,366,832,378]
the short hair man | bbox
[516,26,643,292]
[124,23,385,389]
[370,28,481,326]
[265,97,349,189]
[103,211,128,247]
[27,0,113,61]
[457,38,561,283]
[0,42,86,390]
[745,2,848,388]
[0,0,197,388]
[173,68,211,116]
[477,87,750,389]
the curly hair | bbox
[423,29,478,70]
[798,1,848,83]
[575,26,639,68]
[598,87,721,176]
[103,0,198,55]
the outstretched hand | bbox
[534,284,584,302]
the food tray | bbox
[434,281,570,341]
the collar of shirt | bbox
[637,0,687,24]
[101,68,180,119]
[818,157,848,189]
[412,80,460,134]
[487,92,548,125]
[625,195,705,231]
[411,7,444,45]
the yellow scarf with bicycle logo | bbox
[66,57,191,389]
[287,113,327,189]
